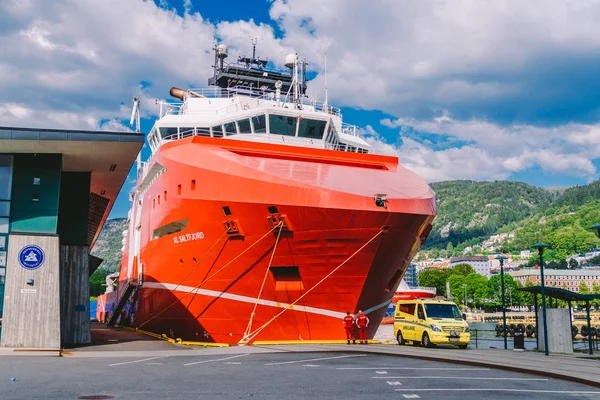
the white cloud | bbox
[372,115,600,182]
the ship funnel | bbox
[170,87,186,100]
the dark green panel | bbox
[10,154,62,234]
[57,172,90,246]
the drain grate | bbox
[78,396,115,400]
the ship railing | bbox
[158,86,342,118]
[341,123,358,137]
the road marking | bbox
[265,354,367,366]
[109,356,167,367]
[375,371,388,374]
[375,376,548,381]
[386,381,402,386]
[337,367,490,370]
[303,364,320,367]
[402,396,420,399]
[146,362,163,365]
[184,354,250,366]
[394,389,600,394]
[224,362,241,365]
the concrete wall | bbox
[537,308,572,354]
[60,245,90,346]
[1,234,60,349]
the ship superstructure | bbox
[99,43,437,345]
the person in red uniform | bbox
[343,311,356,344]
[356,310,369,344]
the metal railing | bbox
[158,86,343,120]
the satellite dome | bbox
[285,53,296,68]
[217,44,228,58]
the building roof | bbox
[518,286,600,302]
[450,256,489,263]
[0,126,144,248]
[510,268,600,277]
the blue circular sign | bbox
[18,245,45,270]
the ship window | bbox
[177,184,181,195]
[252,115,266,133]
[159,127,178,138]
[268,206,279,214]
[269,114,297,136]
[347,145,357,153]
[223,206,231,216]
[237,118,251,134]
[197,127,211,137]
[224,122,237,135]
[269,266,304,291]
[180,127,194,138]
[191,179,196,191]
[337,143,347,151]
[386,269,402,292]
[211,125,223,137]
[298,119,326,139]
[152,218,189,240]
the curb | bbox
[347,347,600,389]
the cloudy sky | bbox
[2,0,600,217]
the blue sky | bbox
[1,0,600,219]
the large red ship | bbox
[98,44,436,344]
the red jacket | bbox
[356,313,369,328]
[343,315,355,329]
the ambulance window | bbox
[398,303,415,316]
[417,305,425,320]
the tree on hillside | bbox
[488,274,523,306]
[447,274,466,304]
[579,281,590,294]
[418,269,449,295]
[449,263,475,277]
[464,273,490,307]
[446,242,455,257]
[569,258,579,268]
[589,255,600,264]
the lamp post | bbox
[496,255,508,350]
[533,243,549,356]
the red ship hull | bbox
[113,137,436,344]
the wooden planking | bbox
[59,245,91,345]
[1,234,61,349]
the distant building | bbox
[520,250,532,259]
[404,263,417,288]
[509,269,600,292]
[449,256,491,278]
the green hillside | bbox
[424,180,556,251]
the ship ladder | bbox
[137,222,284,330]
[241,221,284,343]
[107,282,138,327]
[240,227,386,345]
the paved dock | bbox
[2,326,600,399]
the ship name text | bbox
[174,232,205,244]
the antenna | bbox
[130,96,142,173]
[324,52,328,108]
[252,37,257,60]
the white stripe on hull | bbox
[143,282,390,319]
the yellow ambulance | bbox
[394,298,470,348]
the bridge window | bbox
[269,114,297,136]
[197,127,210,137]
[158,127,178,138]
[298,119,326,139]
[211,125,223,138]
[251,115,266,133]
[237,118,251,134]
[152,218,188,240]
[224,122,237,135]
[179,127,194,138]
[347,145,357,152]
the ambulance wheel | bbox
[396,330,405,345]
[457,344,468,349]
[422,332,434,348]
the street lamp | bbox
[496,255,508,350]
[533,243,549,356]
